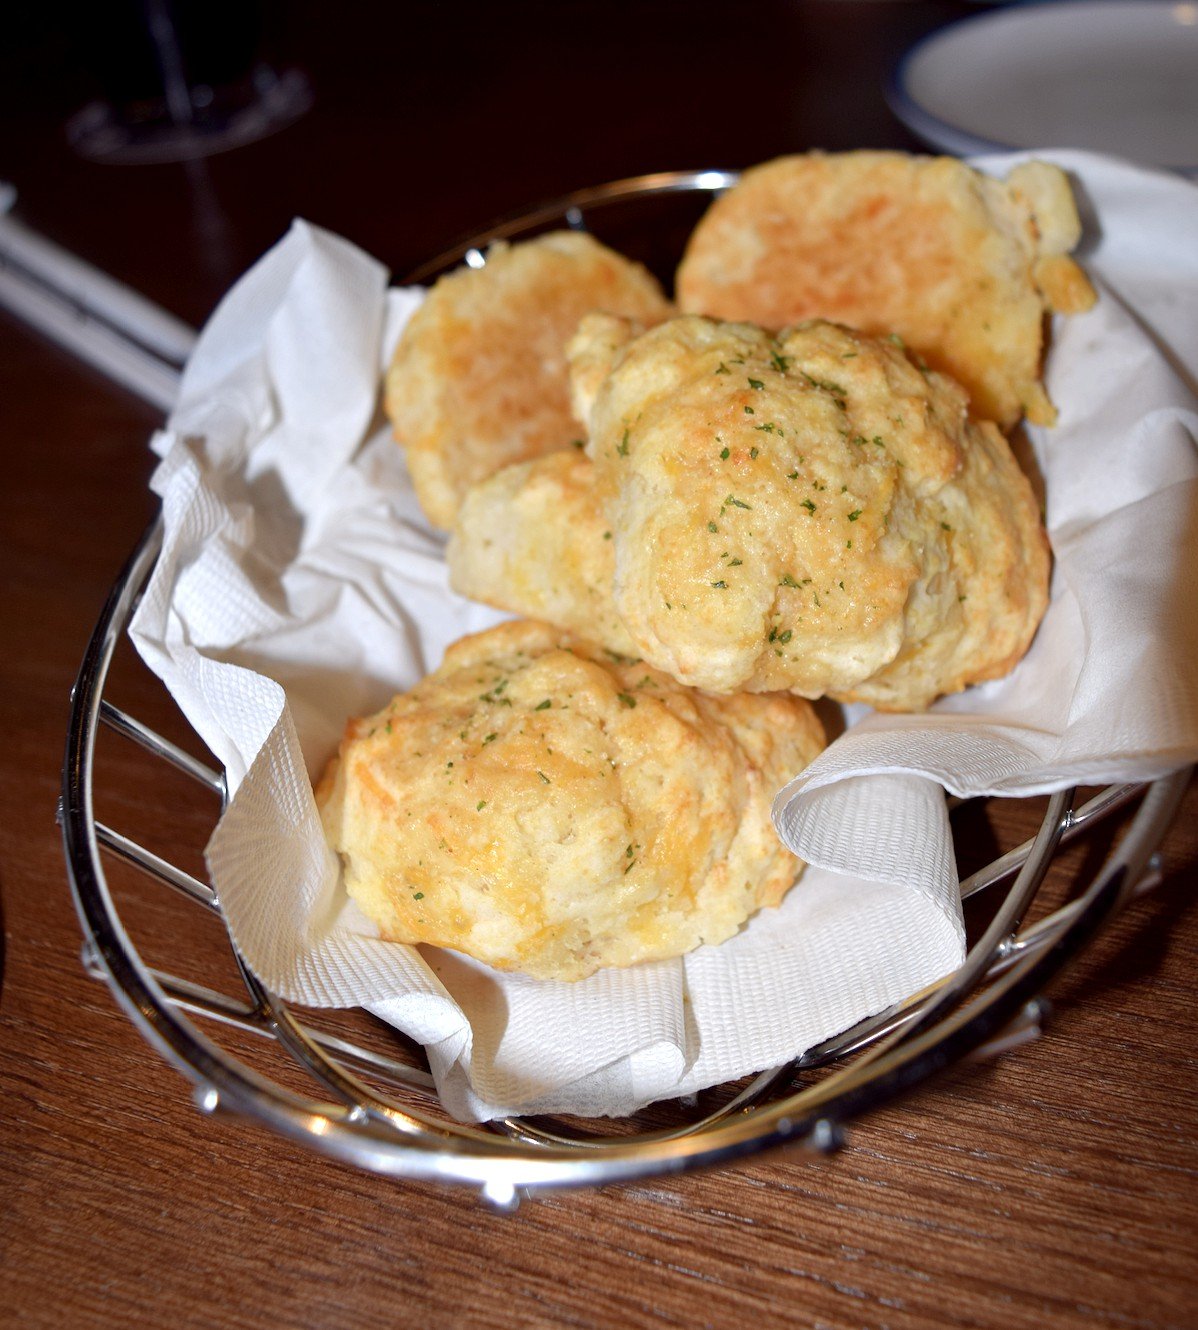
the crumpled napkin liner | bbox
[128,151,1198,1121]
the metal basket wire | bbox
[60,172,1193,1207]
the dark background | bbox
[1,1,970,322]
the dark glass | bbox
[67,0,310,165]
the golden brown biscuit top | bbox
[385,230,672,529]
[676,151,1095,428]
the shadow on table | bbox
[1049,808,1198,1010]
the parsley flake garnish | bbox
[476,800,487,811]
[535,699,552,710]
[744,405,755,415]
[537,770,551,784]
[617,429,630,457]
[778,629,793,644]
[413,891,424,900]
[801,498,817,514]
[750,446,759,459]
[770,349,791,373]
[707,520,718,533]
[848,509,862,522]
[715,361,730,374]
[779,574,800,588]
[724,495,751,509]
[719,446,730,460]
[483,732,498,744]
[711,580,728,588]
[571,438,586,450]
[728,558,742,567]
[747,377,764,390]
[616,692,637,708]
[801,372,848,400]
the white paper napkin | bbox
[130,152,1198,1121]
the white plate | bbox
[890,1,1198,173]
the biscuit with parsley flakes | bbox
[385,230,673,529]
[553,313,1046,711]
[316,619,825,982]
[676,151,1095,429]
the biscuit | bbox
[316,619,825,981]
[676,151,1095,428]
[585,315,1050,707]
[448,447,638,657]
[454,315,1049,711]
[385,230,673,528]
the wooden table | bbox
[2,4,1195,1326]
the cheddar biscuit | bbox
[386,230,672,528]
[317,620,825,981]
[453,315,1049,711]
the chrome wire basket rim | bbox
[60,170,1194,1202]
[400,168,739,284]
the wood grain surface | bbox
[2,5,1195,1327]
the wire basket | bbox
[60,172,1193,1207]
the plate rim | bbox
[887,0,1198,174]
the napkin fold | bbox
[130,154,1198,1121]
